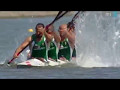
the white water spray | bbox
[75,11,120,68]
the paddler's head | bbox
[46,24,54,34]
[67,22,75,32]
[35,23,45,38]
[58,24,68,36]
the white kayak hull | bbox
[17,58,69,67]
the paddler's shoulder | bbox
[23,36,32,43]
[31,34,36,40]
[27,36,33,40]
[31,34,36,37]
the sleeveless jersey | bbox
[31,34,47,60]
[58,38,72,61]
[47,38,59,61]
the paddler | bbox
[67,22,76,58]
[58,24,75,61]
[13,23,53,62]
[46,24,61,61]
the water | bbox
[0,66,120,79]
[0,12,120,79]
[75,11,120,68]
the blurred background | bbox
[0,11,74,18]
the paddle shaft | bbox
[67,11,84,29]
[71,11,83,24]
[49,11,69,26]
[8,41,33,64]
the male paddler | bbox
[58,24,75,61]
[67,22,76,58]
[46,25,61,61]
[13,23,53,62]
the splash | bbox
[75,11,120,68]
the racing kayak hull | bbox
[17,58,69,67]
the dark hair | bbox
[67,22,74,28]
[35,23,45,30]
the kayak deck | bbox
[17,58,69,67]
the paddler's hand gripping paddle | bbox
[7,40,33,65]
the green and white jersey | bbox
[47,38,59,61]
[31,34,48,60]
[58,38,73,61]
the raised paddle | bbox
[46,11,69,29]
[67,11,84,28]
[49,11,69,25]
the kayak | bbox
[17,58,69,68]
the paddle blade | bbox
[7,58,15,64]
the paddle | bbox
[68,11,84,28]
[46,11,69,29]
[7,40,33,65]
[50,11,69,25]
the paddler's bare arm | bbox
[46,24,61,43]
[13,36,32,58]
[66,31,75,49]
[44,30,53,43]
[51,31,61,43]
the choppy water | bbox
[75,11,120,68]
[0,12,120,79]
